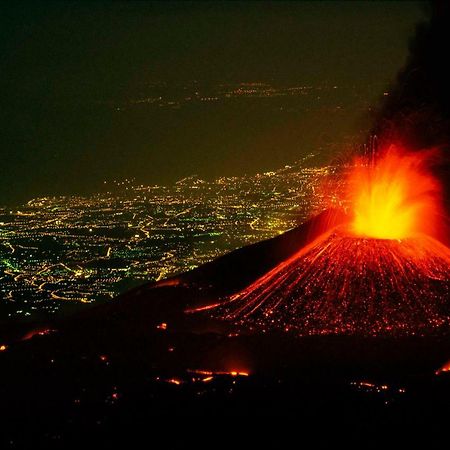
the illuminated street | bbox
[0,156,336,320]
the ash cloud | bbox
[373,1,450,209]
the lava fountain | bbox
[201,145,450,336]
[349,146,443,240]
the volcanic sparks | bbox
[208,230,450,336]
[197,146,450,336]
[349,146,442,240]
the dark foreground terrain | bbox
[0,211,449,448]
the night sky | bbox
[1,1,425,204]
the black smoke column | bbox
[373,1,450,213]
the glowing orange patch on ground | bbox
[436,360,450,375]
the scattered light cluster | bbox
[0,155,335,320]
[209,229,450,336]
[156,369,250,387]
[349,381,406,405]
[110,81,375,112]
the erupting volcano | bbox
[203,146,450,336]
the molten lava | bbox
[349,146,442,240]
[197,145,450,337]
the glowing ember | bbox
[349,146,442,240]
[435,360,450,375]
[202,376,213,382]
[187,369,250,377]
[166,378,182,385]
[22,328,56,341]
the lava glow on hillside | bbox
[201,146,450,336]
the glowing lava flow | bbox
[200,146,450,336]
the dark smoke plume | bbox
[373,1,450,211]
